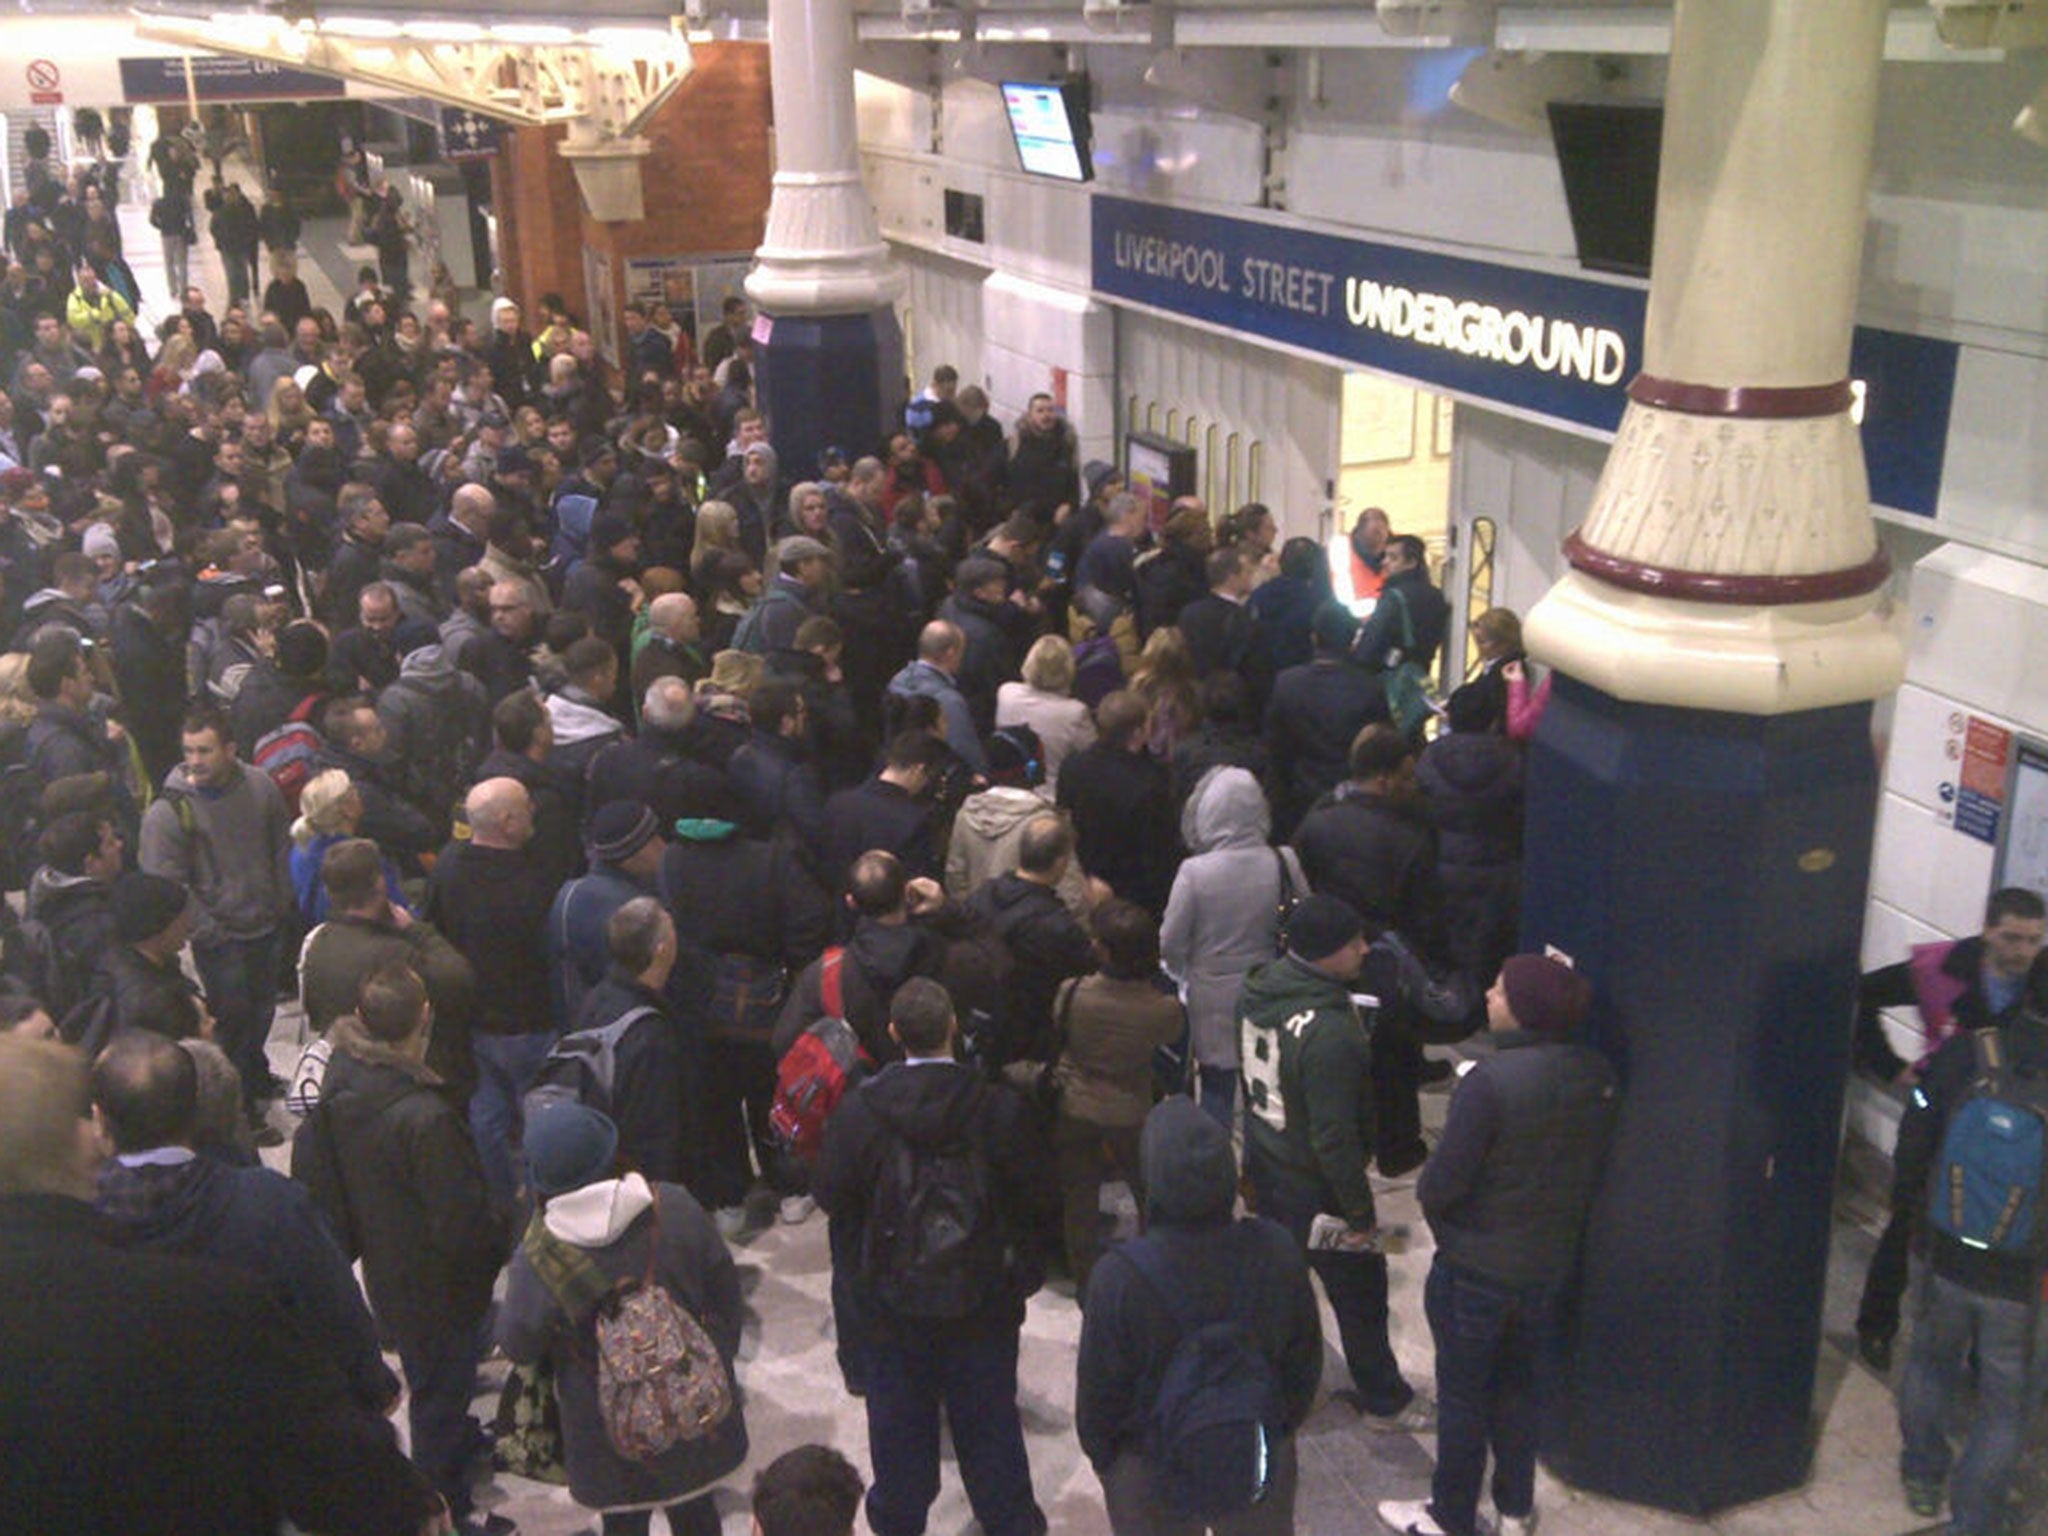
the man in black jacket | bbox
[299,962,508,1531]
[1057,691,1178,918]
[814,977,1056,1536]
[1380,956,1616,1536]
[0,1034,446,1536]
[586,676,740,829]
[75,872,210,1052]
[425,776,558,1207]
[92,1031,399,1416]
[1077,1097,1323,1533]
[820,731,940,896]
[1349,534,1449,682]
[1177,545,1272,708]
[1264,605,1392,841]
[963,812,1097,1070]
[570,895,693,1189]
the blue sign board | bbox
[119,56,344,103]
[1090,194,1957,517]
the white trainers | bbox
[713,1205,749,1240]
[1362,1394,1437,1434]
[779,1193,817,1225]
[1377,1499,1449,1536]
[1494,1513,1537,1536]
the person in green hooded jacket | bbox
[1238,891,1432,1433]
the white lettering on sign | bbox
[1111,232,1232,293]
[1343,277,1628,386]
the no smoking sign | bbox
[26,59,62,106]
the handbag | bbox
[709,951,789,1042]
[490,1359,568,1484]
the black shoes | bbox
[1858,1329,1893,1373]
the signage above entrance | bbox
[1090,195,1956,518]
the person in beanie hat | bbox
[544,800,669,1031]
[499,1087,747,1536]
[68,871,210,1052]
[1237,891,1432,1431]
[1378,957,1617,1536]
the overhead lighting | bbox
[321,15,403,39]
[206,11,284,45]
[401,20,488,42]
[491,23,573,45]
[2016,74,2048,148]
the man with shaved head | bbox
[425,775,558,1203]
[885,618,987,774]
[632,589,708,700]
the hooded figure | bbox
[376,643,489,834]
[1075,1098,1323,1522]
[1160,767,1307,1123]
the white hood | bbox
[544,1171,656,1247]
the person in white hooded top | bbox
[1160,766,1306,1131]
[499,1100,747,1536]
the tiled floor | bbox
[247,1017,2011,1536]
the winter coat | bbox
[139,761,293,944]
[25,700,115,788]
[1054,973,1185,1127]
[726,730,826,858]
[585,727,741,830]
[944,785,1086,916]
[733,574,818,657]
[1056,741,1178,917]
[814,1059,1056,1334]
[1238,954,1378,1228]
[307,1017,508,1345]
[499,1177,746,1512]
[1263,656,1391,839]
[0,1191,441,1536]
[964,872,1095,1068]
[1160,769,1306,1068]
[886,659,986,775]
[1294,784,1441,953]
[470,748,582,889]
[80,943,205,1047]
[96,1149,396,1413]
[545,864,654,1031]
[657,820,832,969]
[936,589,1020,735]
[544,688,627,796]
[993,683,1096,795]
[771,917,956,1065]
[1075,1099,1322,1473]
[290,834,407,928]
[22,866,112,1012]
[310,744,439,870]
[377,645,489,832]
[298,913,477,1101]
[424,841,558,1036]
[571,975,690,1186]
[1416,730,1524,982]
[821,774,938,894]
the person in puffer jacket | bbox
[1414,686,1523,994]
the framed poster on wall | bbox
[1127,430,1197,534]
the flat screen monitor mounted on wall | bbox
[1002,79,1093,183]
[1547,101,1662,279]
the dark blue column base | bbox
[1522,674,1878,1514]
[755,306,906,482]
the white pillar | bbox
[1525,0,1903,716]
[745,0,902,315]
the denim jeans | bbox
[192,933,282,1108]
[468,1029,557,1206]
[1898,1263,2038,1536]
[1423,1260,1563,1536]
[865,1322,1045,1536]
[1247,1155,1412,1416]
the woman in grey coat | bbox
[1159,766,1306,1131]
[499,1102,748,1535]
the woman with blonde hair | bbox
[267,374,317,453]
[995,633,1097,793]
[288,770,407,925]
[1127,625,1201,758]
[689,500,742,590]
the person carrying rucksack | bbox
[499,1100,747,1536]
[1892,961,2048,1536]
[1077,1097,1323,1535]
[812,977,1057,1536]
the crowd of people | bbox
[0,177,1997,1536]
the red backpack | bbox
[252,694,324,813]
[769,949,871,1164]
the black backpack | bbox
[1118,1235,1286,1521]
[522,1006,661,1121]
[860,1100,995,1321]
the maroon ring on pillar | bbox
[1628,375,1855,419]
[1562,531,1891,605]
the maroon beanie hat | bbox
[1500,954,1592,1037]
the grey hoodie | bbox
[138,760,293,944]
[944,784,1087,916]
[1160,767,1305,1067]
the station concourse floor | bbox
[244,1013,1994,1536]
[104,157,2024,1536]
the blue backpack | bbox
[1926,1028,2048,1256]
[1117,1235,1285,1522]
